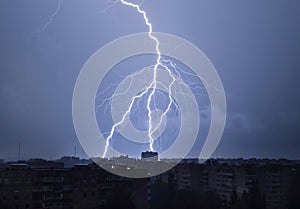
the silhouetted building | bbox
[0,158,298,209]
[0,160,149,209]
[141,151,158,161]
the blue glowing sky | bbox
[0,0,300,160]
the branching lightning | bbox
[102,0,177,158]
[32,0,219,159]
[34,0,62,33]
[101,0,219,158]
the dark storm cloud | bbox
[0,0,299,159]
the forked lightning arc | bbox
[36,0,212,159]
[102,0,177,157]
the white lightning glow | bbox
[34,0,62,33]
[102,0,177,157]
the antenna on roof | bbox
[81,146,84,163]
[18,142,21,161]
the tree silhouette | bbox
[105,183,136,209]
[229,182,266,209]
[150,179,221,209]
[288,168,300,209]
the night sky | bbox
[0,0,299,160]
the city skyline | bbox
[1,156,299,209]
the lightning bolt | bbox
[102,0,177,158]
[34,0,62,33]
[101,0,221,158]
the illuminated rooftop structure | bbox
[141,151,158,161]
